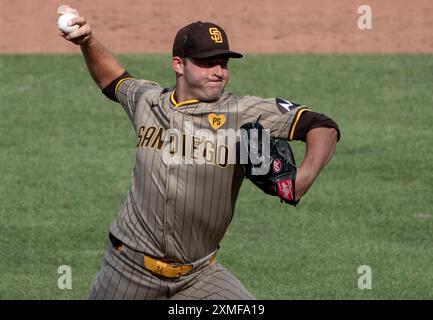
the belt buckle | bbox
[152,260,168,276]
[152,260,183,278]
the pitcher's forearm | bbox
[80,35,126,89]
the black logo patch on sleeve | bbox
[276,98,300,113]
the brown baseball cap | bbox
[172,21,243,59]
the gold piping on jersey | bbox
[170,91,200,108]
[115,77,133,95]
[289,108,311,141]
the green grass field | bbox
[0,54,432,299]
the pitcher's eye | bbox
[189,58,228,68]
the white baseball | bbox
[58,12,79,34]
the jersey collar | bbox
[170,90,200,108]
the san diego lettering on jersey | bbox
[136,124,231,168]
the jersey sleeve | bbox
[239,95,311,140]
[115,78,162,125]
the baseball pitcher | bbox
[60,6,340,299]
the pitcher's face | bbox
[175,55,230,102]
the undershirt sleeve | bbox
[101,70,134,102]
[292,110,340,142]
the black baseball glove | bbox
[240,120,299,206]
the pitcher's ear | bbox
[171,57,185,75]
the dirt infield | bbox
[1,0,432,53]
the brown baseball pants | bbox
[88,234,255,300]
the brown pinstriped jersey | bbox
[109,79,309,263]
